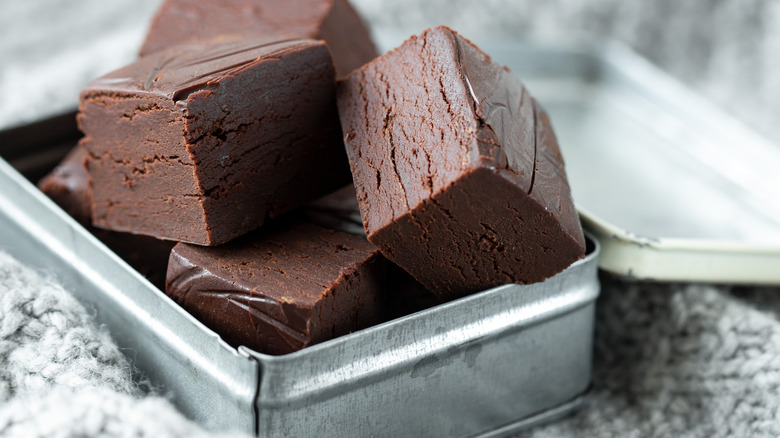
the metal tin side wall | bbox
[251,239,600,438]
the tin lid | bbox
[482,39,780,284]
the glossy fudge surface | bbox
[38,145,174,289]
[139,0,377,76]
[79,37,350,245]
[166,222,385,355]
[337,26,585,300]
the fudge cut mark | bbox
[78,37,350,245]
[38,144,175,289]
[337,26,585,300]
[139,0,377,77]
[165,222,386,355]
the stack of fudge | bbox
[39,0,585,356]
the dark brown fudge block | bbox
[166,222,385,355]
[337,26,586,300]
[38,145,174,289]
[78,37,350,246]
[37,144,92,225]
[139,0,377,77]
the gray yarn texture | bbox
[2,1,780,437]
[528,281,780,438]
[0,252,248,438]
[0,252,135,403]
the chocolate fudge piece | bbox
[38,145,174,289]
[337,26,586,300]
[139,0,377,77]
[78,37,350,246]
[37,144,92,225]
[166,222,385,355]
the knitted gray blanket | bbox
[0,252,248,437]
[2,1,780,437]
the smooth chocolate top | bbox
[140,0,330,56]
[166,222,382,353]
[168,222,377,306]
[139,0,377,76]
[531,100,585,251]
[84,37,318,103]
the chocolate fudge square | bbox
[78,37,350,246]
[38,145,175,289]
[166,222,385,355]
[337,26,586,300]
[139,0,377,77]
